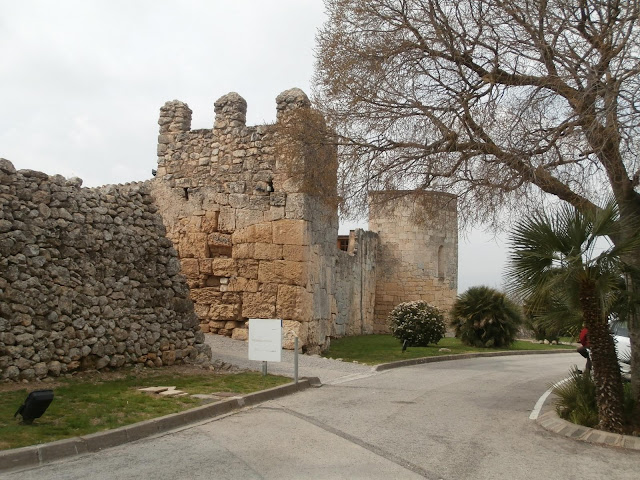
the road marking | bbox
[529,377,570,420]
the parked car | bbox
[611,322,631,379]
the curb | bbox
[535,408,640,451]
[374,349,574,371]
[0,377,321,473]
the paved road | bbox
[6,351,638,480]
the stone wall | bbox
[152,89,338,352]
[334,229,378,336]
[369,191,458,334]
[0,159,211,381]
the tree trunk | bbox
[617,199,640,415]
[579,280,626,434]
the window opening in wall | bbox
[337,235,350,251]
[183,187,189,200]
[437,245,444,278]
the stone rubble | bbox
[0,158,211,381]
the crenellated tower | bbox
[152,89,338,352]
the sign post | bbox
[248,319,282,376]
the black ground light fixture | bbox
[14,390,54,425]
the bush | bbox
[553,367,599,427]
[554,367,637,430]
[450,286,522,348]
[388,301,446,347]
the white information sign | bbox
[248,318,282,362]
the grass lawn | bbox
[0,366,290,451]
[323,335,574,365]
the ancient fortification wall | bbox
[151,90,459,349]
[0,159,210,381]
[334,230,378,336]
[369,191,458,334]
[0,88,459,379]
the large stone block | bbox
[211,258,238,277]
[249,223,273,243]
[254,243,283,260]
[226,277,259,292]
[180,258,199,278]
[237,259,259,279]
[179,233,209,258]
[282,320,308,350]
[218,207,236,233]
[228,193,250,209]
[232,222,272,244]
[231,328,248,341]
[199,258,212,274]
[258,260,307,287]
[241,291,276,318]
[284,193,309,220]
[282,244,310,262]
[276,284,313,322]
[209,303,241,321]
[201,211,219,233]
[236,209,264,229]
[272,219,309,246]
[190,288,223,305]
[208,232,232,247]
[232,243,254,259]
[267,206,285,221]
[194,303,210,318]
[224,321,243,330]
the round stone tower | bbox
[368,191,458,333]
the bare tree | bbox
[314,0,640,410]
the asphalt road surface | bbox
[6,354,638,480]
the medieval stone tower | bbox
[369,191,458,333]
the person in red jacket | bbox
[577,326,591,374]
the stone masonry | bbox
[369,191,458,333]
[0,159,211,381]
[152,89,458,349]
[0,88,459,379]
[152,89,338,352]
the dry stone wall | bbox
[152,89,338,352]
[369,191,458,334]
[0,159,211,381]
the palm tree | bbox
[450,286,522,348]
[506,202,638,434]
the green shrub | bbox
[388,301,446,347]
[553,367,599,427]
[553,367,637,429]
[450,286,522,348]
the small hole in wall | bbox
[183,187,189,200]
[267,179,274,192]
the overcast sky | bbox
[0,0,508,293]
